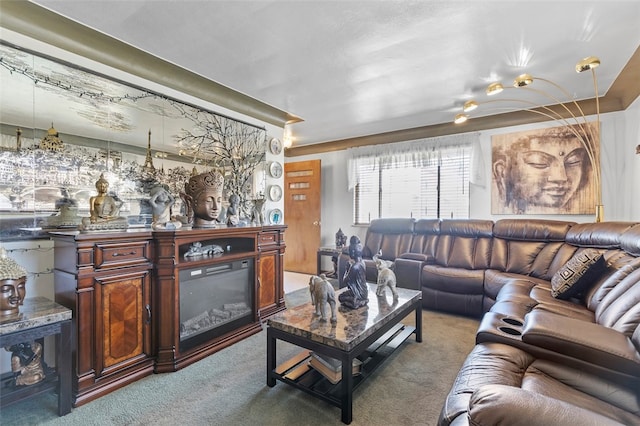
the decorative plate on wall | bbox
[269,161,283,178]
[269,137,283,155]
[269,208,283,225]
[269,184,283,201]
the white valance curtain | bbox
[346,132,484,190]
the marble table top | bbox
[268,283,421,351]
[0,297,72,335]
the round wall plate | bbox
[269,161,283,178]
[269,137,283,155]
[269,184,283,201]
[269,208,283,224]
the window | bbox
[348,135,478,225]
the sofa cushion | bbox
[551,249,606,300]
[468,385,627,426]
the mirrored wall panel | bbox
[0,43,267,240]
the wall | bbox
[288,105,640,272]
[626,96,640,219]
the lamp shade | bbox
[514,74,534,87]
[486,82,504,96]
[576,56,601,73]
[463,100,478,112]
[453,113,468,124]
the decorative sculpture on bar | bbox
[181,170,224,228]
[0,247,27,316]
[226,194,240,227]
[79,174,128,231]
[148,184,182,230]
[339,236,369,309]
[335,228,347,249]
[7,341,45,386]
[309,274,337,324]
[45,188,82,228]
[250,197,266,226]
[184,241,224,258]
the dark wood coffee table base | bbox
[267,295,421,424]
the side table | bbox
[316,246,342,278]
[0,297,72,416]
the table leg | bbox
[266,328,276,387]
[316,251,322,275]
[57,320,72,415]
[415,303,422,343]
[341,354,353,424]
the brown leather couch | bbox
[337,218,640,424]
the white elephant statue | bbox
[373,250,398,300]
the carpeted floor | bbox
[0,287,479,426]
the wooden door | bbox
[284,160,321,273]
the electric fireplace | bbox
[179,258,254,351]
[153,227,270,372]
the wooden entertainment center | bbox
[51,225,286,406]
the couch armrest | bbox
[394,257,426,291]
[468,385,626,426]
[398,252,434,262]
[522,310,640,377]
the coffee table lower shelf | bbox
[268,323,417,424]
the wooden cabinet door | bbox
[95,271,151,373]
[258,251,278,314]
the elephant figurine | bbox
[373,250,398,300]
[309,274,337,324]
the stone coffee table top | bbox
[268,283,421,351]
[0,297,72,335]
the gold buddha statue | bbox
[79,174,128,231]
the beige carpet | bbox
[0,288,479,426]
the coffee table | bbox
[266,283,422,424]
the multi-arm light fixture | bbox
[454,56,603,221]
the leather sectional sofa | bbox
[337,218,640,425]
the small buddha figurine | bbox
[339,236,369,309]
[7,341,45,386]
[148,185,182,230]
[80,174,128,230]
[181,170,224,228]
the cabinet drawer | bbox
[95,242,150,268]
[259,233,276,245]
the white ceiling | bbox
[18,1,640,149]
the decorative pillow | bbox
[551,248,606,300]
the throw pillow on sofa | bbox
[551,248,606,300]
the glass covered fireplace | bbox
[178,257,254,351]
